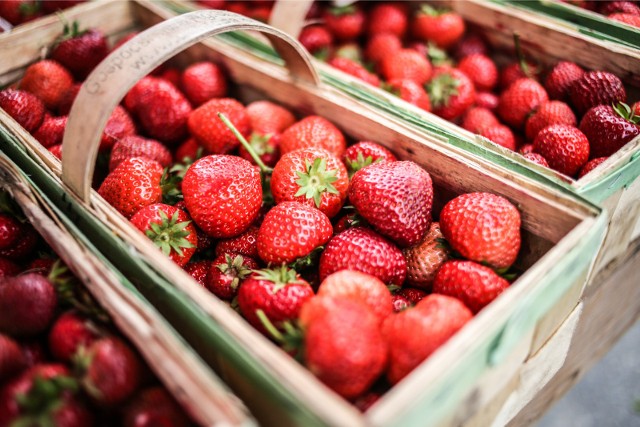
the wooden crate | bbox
[0,1,606,426]
[0,152,254,427]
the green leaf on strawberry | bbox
[145,209,195,258]
[613,102,640,124]
[294,158,340,208]
[254,265,301,294]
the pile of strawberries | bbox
[0,191,192,427]
[562,0,640,28]
[0,0,85,31]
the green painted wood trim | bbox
[578,151,640,203]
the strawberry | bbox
[300,296,387,399]
[579,103,640,158]
[0,273,57,336]
[51,25,109,80]
[109,135,172,171]
[568,71,626,115]
[79,337,142,406]
[499,60,540,90]
[179,61,227,106]
[98,157,163,219]
[257,201,332,265]
[440,192,521,269]
[271,147,348,219]
[130,204,197,267]
[183,260,211,287]
[433,260,510,313]
[32,115,67,148]
[27,258,55,275]
[158,67,181,87]
[188,98,251,154]
[609,12,640,27]
[215,225,260,259]
[392,294,410,312]
[174,137,204,164]
[238,133,281,168]
[365,33,402,64]
[478,124,516,150]
[0,0,40,26]
[299,25,333,56]
[319,227,406,286]
[427,68,476,120]
[367,3,408,37]
[600,1,640,15]
[48,311,100,362]
[0,257,20,280]
[0,89,45,132]
[396,287,427,305]
[19,60,74,111]
[457,54,498,92]
[383,294,472,384]
[0,214,20,250]
[19,340,46,368]
[519,143,535,155]
[386,79,432,112]
[353,392,382,413]
[461,107,499,133]
[0,333,26,380]
[412,5,465,49]
[379,49,432,86]
[349,161,433,247]
[475,91,499,111]
[328,57,381,87]
[238,266,314,334]
[207,253,258,300]
[100,105,137,151]
[122,387,190,427]
[343,140,397,177]
[0,222,38,261]
[317,270,393,323]
[525,101,577,141]
[533,125,590,176]
[182,155,262,238]
[246,100,296,135]
[523,152,550,167]
[544,61,584,101]
[57,83,81,115]
[498,78,549,129]
[454,33,489,59]
[322,4,364,41]
[578,157,607,178]
[403,222,449,290]
[48,144,62,160]
[279,116,346,157]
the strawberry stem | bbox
[218,113,273,175]
[512,33,531,79]
[256,309,285,343]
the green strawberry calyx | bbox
[248,133,275,157]
[427,73,460,108]
[216,254,253,291]
[427,42,452,67]
[255,309,304,361]
[328,4,357,16]
[345,151,382,177]
[218,113,273,175]
[255,265,303,294]
[295,157,339,208]
[613,102,640,124]
[145,209,195,258]
[13,374,79,427]
[160,167,184,206]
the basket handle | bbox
[61,9,320,202]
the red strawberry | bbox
[533,124,590,176]
[299,25,333,56]
[578,157,607,178]
[379,49,432,86]
[57,83,81,115]
[523,152,550,167]
[20,340,46,368]
[122,387,190,427]
[383,294,472,384]
[367,3,408,37]
[0,89,45,132]
[319,227,406,286]
[579,104,640,158]
[479,124,516,150]
[174,137,204,164]
[300,296,387,399]
[0,333,26,380]
[27,258,55,276]
[48,144,62,160]
[317,270,393,323]
[461,107,499,133]
[158,67,181,87]
[19,60,74,111]
[100,105,136,151]
[498,78,549,129]
[386,79,431,112]
[0,0,40,25]
[130,204,197,267]
[48,311,100,362]
[238,266,314,334]
[109,135,172,171]
[600,1,640,15]
[433,260,510,313]
[412,5,465,49]
[544,61,584,101]
[353,391,382,412]
[609,12,640,27]
[0,257,20,280]
[475,91,499,111]
[427,68,476,120]
[215,225,260,259]
[499,60,540,89]
[179,61,227,106]
[343,140,397,177]
[349,161,433,247]
[391,294,410,312]
[519,143,535,155]
[323,4,365,41]
[246,100,296,135]
[396,288,427,306]
[207,253,258,300]
[271,147,348,218]
[257,201,332,265]
[403,222,449,290]
[0,222,38,261]
[98,157,163,219]
[365,33,402,64]
[182,155,262,238]
[328,57,381,87]
[440,192,521,269]
[32,115,67,148]
[0,214,20,250]
[183,260,211,287]
[0,273,57,336]
[458,54,498,92]
[525,101,577,141]
[454,33,489,59]
[279,116,346,157]
[51,26,109,80]
[188,98,251,154]
[568,71,626,115]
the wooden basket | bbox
[0,1,606,426]
[0,152,254,427]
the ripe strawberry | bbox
[525,101,577,141]
[280,116,346,157]
[48,311,99,362]
[609,12,640,27]
[433,260,510,313]
[328,57,381,87]
[499,60,540,90]
[523,152,550,167]
[353,391,382,413]
[519,143,535,155]
[188,98,251,154]
[454,33,489,59]
[51,25,109,80]
[0,273,57,336]
[461,107,499,133]
[578,157,607,178]
[207,253,258,300]
[0,257,20,279]
[386,79,431,112]
[365,33,402,64]
[383,294,472,384]
[57,82,81,115]
[158,67,181,87]
[19,340,45,368]
[343,140,397,177]
[479,124,516,150]
[32,115,67,148]
[322,4,364,41]
[215,225,260,259]
[403,222,449,290]
[396,288,427,306]
[568,71,626,115]
[412,5,465,49]
[458,54,498,92]
[0,214,20,250]
[257,201,332,265]
[98,157,163,219]
[427,68,476,120]
[475,91,499,111]
[0,222,38,261]
[109,135,171,171]
[246,100,296,135]
[498,78,549,129]
[533,124,590,176]
[0,333,26,380]
[379,49,432,86]
[319,227,406,286]
[182,155,262,238]
[317,270,393,323]
[299,25,333,56]
[48,144,62,160]
[179,61,227,106]
[27,258,55,276]
[300,296,387,399]
[238,266,314,334]
[440,192,521,269]
[367,3,408,37]
[0,89,45,132]
[79,337,142,406]
[100,105,137,151]
[130,204,197,267]
[271,147,348,219]
[544,61,584,101]
[349,161,433,247]
[391,294,410,312]
[122,387,190,427]
[0,0,40,26]
[174,137,204,164]
[579,104,640,158]
[184,260,211,287]
[600,1,640,15]
[19,60,74,111]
